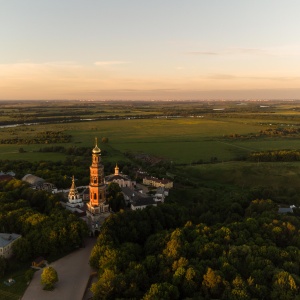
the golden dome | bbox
[92,138,101,154]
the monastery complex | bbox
[19,138,173,234]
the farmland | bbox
[2,100,300,164]
[2,99,300,197]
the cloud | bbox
[186,48,267,56]
[208,74,238,80]
[186,51,219,55]
[94,61,131,66]
[0,61,80,68]
[0,61,83,78]
[186,45,300,57]
[206,73,300,82]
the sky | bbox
[1,0,300,100]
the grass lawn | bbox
[0,268,32,300]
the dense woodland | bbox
[2,153,300,299]
[0,153,169,189]
[248,150,300,162]
[90,201,300,300]
[0,131,72,144]
[226,127,300,140]
[0,179,88,275]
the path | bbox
[22,237,96,300]
[216,140,257,151]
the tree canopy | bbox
[41,266,58,290]
[0,179,88,263]
[90,200,300,299]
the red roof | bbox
[0,175,13,182]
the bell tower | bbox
[86,138,110,232]
[89,138,106,206]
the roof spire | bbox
[115,163,119,175]
[92,137,101,154]
[68,175,80,201]
[70,175,76,189]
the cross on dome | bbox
[92,137,101,154]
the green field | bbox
[181,161,300,188]
[2,116,300,164]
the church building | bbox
[66,176,83,209]
[86,138,110,232]
[105,164,136,189]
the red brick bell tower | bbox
[86,138,109,231]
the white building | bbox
[153,187,169,204]
[65,176,84,211]
[0,233,21,258]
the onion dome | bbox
[92,137,101,154]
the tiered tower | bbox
[86,138,109,231]
[67,176,83,207]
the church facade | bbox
[105,164,136,189]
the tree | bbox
[12,237,32,262]
[107,183,125,212]
[107,182,122,198]
[202,267,224,298]
[229,275,250,300]
[122,165,129,175]
[101,137,109,143]
[91,269,117,299]
[143,282,179,300]
[41,266,58,290]
[271,271,297,300]
[0,256,7,278]
[25,269,35,283]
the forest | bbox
[90,201,300,300]
[0,178,88,274]
[248,149,300,162]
